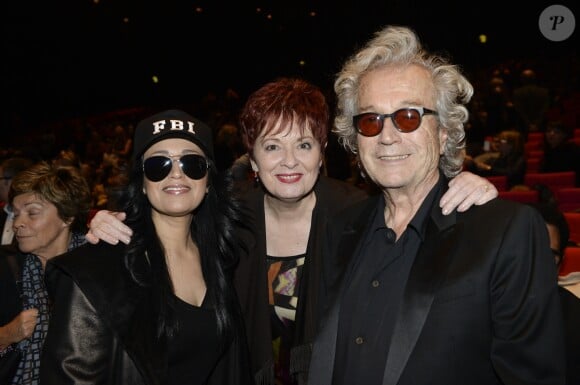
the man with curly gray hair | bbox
[309,25,565,385]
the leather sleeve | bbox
[40,263,115,385]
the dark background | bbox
[2,0,578,135]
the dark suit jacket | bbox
[559,287,580,385]
[309,178,566,385]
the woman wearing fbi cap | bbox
[39,109,253,385]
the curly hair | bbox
[9,161,92,233]
[333,25,473,177]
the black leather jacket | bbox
[40,242,252,385]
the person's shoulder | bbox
[467,195,521,211]
[49,242,126,279]
[47,243,134,304]
[326,191,379,227]
[316,176,370,208]
[460,196,542,224]
[46,243,146,326]
[54,241,122,260]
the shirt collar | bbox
[370,176,443,242]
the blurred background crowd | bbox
[1,0,579,211]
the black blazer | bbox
[234,175,368,384]
[309,178,566,385]
[40,242,252,385]
[559,286,580,385]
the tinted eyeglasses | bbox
[143,154,209,182]
[353,107,438,136]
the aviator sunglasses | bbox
[143,154,209,182]
[353,107,438,136]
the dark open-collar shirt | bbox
[332,181,440,385]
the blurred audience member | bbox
[464,130,526,189]
[51,149,82,169]
[214,121,245,173]
[230,153,252,182]
[481,76,514,136]
[512,68,551,134]
[84,129,109,168]
[0,157,35,249]
[541,120,580,185]
[109,123,133,160]
[0,162,91,385]
[91,152,129,210]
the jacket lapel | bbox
[310,198,377,385]
[382,202,462,385]
[120,288,166,383]
[308,295,341,385]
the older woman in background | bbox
[0,162,91,385]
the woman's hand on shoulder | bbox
[85,210,132,245]
[440,171,498,215]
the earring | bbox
[254,171,260,183]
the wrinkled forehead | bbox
[358,64,435,110]
[12,192,47,207]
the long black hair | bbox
[117,154,245,345]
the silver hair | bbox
[333,25,473,177]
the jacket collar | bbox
[382,176,461,385]
[310,176,462,385]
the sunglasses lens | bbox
[144,155,208,181]
[355,113,383,136]
[143,156,171,182]
[354,108,430,136]
[180,154,208,180]
[144,156,172,181]
[393,109,421,132]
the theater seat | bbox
[526,157,541,173]
[527,132,545,143]
[498,189,539,204]
[556,188,580,213]
[524,141,542,155]
[486,175,508,192]
[524,171,576,193]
